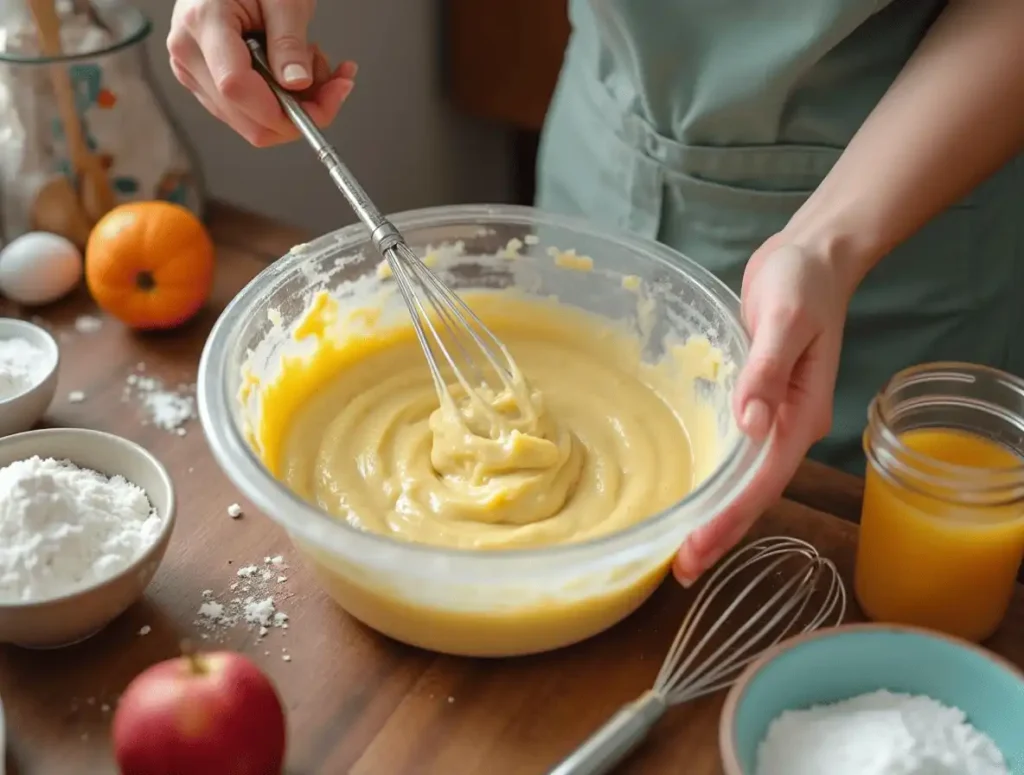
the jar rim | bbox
[865,361,1024,505]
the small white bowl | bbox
[0,318,59,438]
[0,428,176,648]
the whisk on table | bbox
[549,536,847,775]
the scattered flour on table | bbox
[122,362,196,434]
[0,336,46,399]
[0,456,163,602]
[193,555,293,645]
[756,689,1008,775]
[73,315,103,334]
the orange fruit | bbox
[85,201,215,330]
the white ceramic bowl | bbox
[0,318,59,438]
[0,428,176,648]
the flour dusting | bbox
[73,315,103,334]
[122,363,196,433]
[193,555,293,644]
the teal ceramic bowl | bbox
[720,623,1024,774]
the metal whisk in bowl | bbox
[549,536,847,775]
[245,35,534,428]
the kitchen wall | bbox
[135,0,517,235]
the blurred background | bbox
[136,0,570,235]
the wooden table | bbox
[1,204,1021,775]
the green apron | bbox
[536,0,1024,475]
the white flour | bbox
[0,456,163,602]
[193,555,292,643]
[73,315,103,334]
[121,364,196,434]
[0,336,46,399]
[756,689,1008,775]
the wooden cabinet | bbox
[444,1,571,132]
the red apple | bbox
[112,646,287,775]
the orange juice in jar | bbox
[855,362,1024,643]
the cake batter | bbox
[255,289,726,551]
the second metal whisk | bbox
[549,536,847,775]
[245,35,532,425]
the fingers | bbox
[298,48,358,127]
[175,31,289,145]
[303,64,356,126]
[673,327,843,586]
[262,0,315,88]
[169,2,287,144]
[735,318,808,440]
[673,420,806,586]
[167,0,355,147]
[734,246,815,441]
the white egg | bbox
[0,231,84,306]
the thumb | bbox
[734,309,809,441]
[262,1,314,88]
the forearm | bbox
[784,0,1024,295]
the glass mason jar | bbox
[0,0,205,247]
[856,362,1024,643]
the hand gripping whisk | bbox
[549,536,847,775]
[245,35,533,426]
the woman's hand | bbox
[672,234,852,585]
[167,0,357,146]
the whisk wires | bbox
[384,242,537,432]
[653,536,846,705]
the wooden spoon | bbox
[27,0,116,225]
[30,174,94,248]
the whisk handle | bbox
[243,33,402,254]
[546,690,666,775]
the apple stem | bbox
[179,638,207,675]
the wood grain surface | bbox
[0,204,1021,775]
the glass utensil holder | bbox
[0,0,204,247]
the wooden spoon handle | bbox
[27,0,116,222]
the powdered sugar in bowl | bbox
[720,623,1024,775]
[0,428,176,648]
[0,318,59,438]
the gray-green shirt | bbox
[537,0,1024,474]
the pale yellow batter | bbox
[260,291,724,550]
[243,274,732,655]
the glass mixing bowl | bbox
[198,204,767,657]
